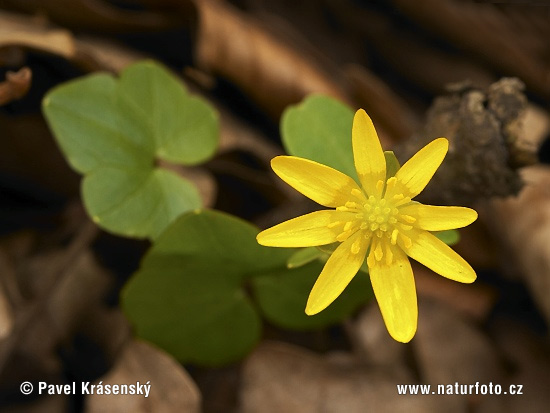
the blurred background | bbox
[0,0,549,411]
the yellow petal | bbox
[402,229,476,283]
[352,109,386,198]
[369,246,417,343]
[306,231,369,315]
[398,204,478,231]
[391,138,448,199]
[257,210,356,247]
[271,156,364,208]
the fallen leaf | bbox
[413,299,504,410]
[0,10,76,59]
[193,0,349,118]
[481,165,550,325]
[85,340,201,413]
[241,341,453,413]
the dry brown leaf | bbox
[391,0,550,98]
[74,36,149,73]
[0,0,179,32]
[0,10,76,59]
[0,284,14,340]
[0,66,32,105]
[414,263,497,322]
[6,393,69,413]
[481,165,550,325]
[241,341,452,413]
[85,340,201,413]
[345,64,420,141]
[331,0,495,96]
[487,319,550,412]
[193,0,349,118]
[14,248,110,361]
[413,299,504,411]
[0,221,99,372]
[79,307,132,366]
[348,303,408,369]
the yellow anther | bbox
[351,188,363,198]
[351,238,361,254]
[389,217,397,224]
[368,195,376,203]
[391,229,399,245]
[376,179,385,193]
[400,223,413,231]
[327,221,341,228]
[386,177,397,188]
[374,242,383,261]
[345,201,360,209]
[379,224,388,232]
[383,207,391,214]
[395,196,412,207]
[336,206,348,212]
[367,252,376,268]
[368,215,376,222]
[385,244,393,265]
[360,222,368,229]
[336,231,350,242]
[370,223,379,231]
[400,233,413,248]
[400,214,417,223]
[393,194,404,201]
[343,221,353,231]
[376,216,384,224]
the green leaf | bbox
[286,247,322,269]
[42,60,219,239]
[252,261,373,330]
[384,150,401,179]
[121,209,290,365]
[434,229,460,246]
[281,95,357,181]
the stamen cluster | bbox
[330,178,417,266]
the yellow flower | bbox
[257,109,477,342]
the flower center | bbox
[361,195,397,235]
[330,179,417,264]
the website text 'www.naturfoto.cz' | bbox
[397,382,523,396]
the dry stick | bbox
[0,220,99,374]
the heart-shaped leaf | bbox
[42,60,219,239]
[121,209,289,365]
[281,95,356,181]
[122,209,373,364]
